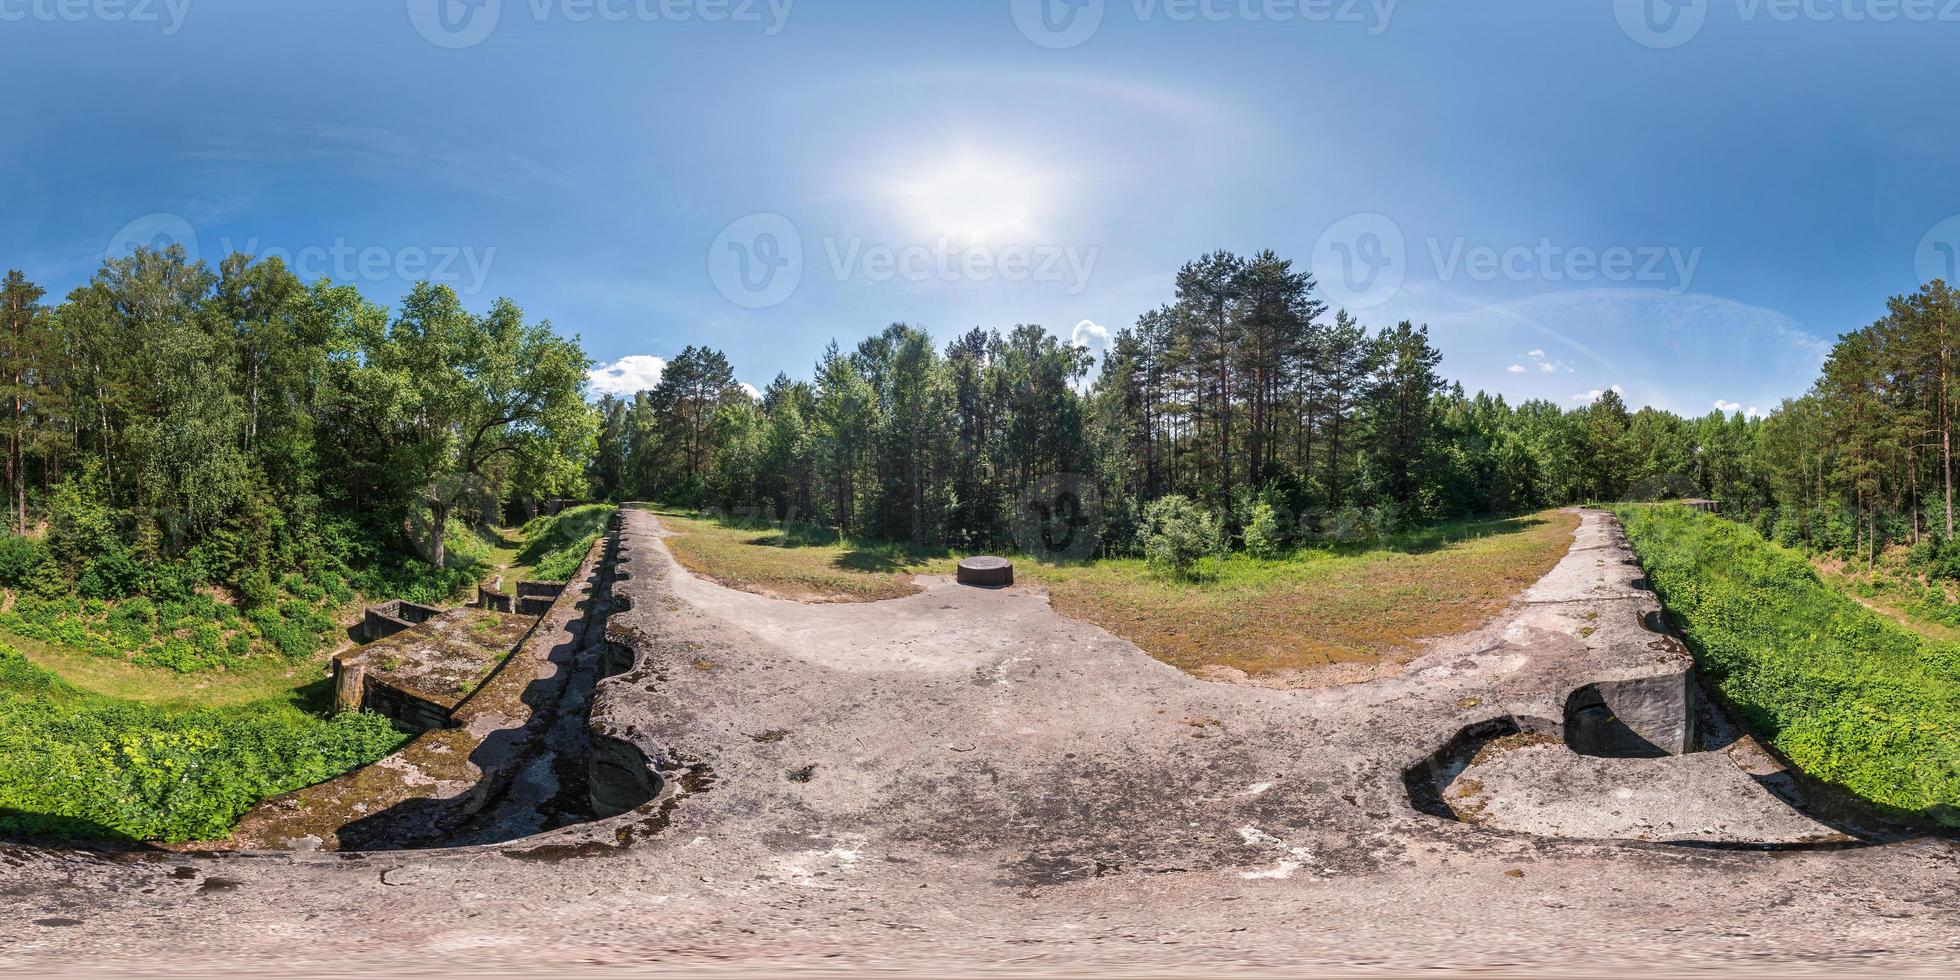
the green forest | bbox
[0,248,592,668]
[591,249,1960,571]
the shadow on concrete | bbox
[334,532,625,851]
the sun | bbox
[900,156,1043,243]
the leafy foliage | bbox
[1141,495,1225,580]
[0,644,405,842]
[515,504,617,582]
[1619,505,1960,826]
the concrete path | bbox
[1,507,1955,976]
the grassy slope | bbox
[1618,505,1960,826]
[0,518,553,844]
[0,644,405,843]
[513,504,616,583]
[1,625,330,708]
[656,507,1579,675]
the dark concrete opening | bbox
[1563,684,1671,758]
[1403,716,1557,820]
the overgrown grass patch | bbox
[1618,504,1960,827]
[514,504,617,583]
[0,643,407,843]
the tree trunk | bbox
[429,497,449,568]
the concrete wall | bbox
[477,585,514,614]
[515,581,564,616]
[1565,672,1695,758]
[357,600,443,643]
[329,658,453,733]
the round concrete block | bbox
[956,556,1014,588]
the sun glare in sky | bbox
[898,154,1044,243]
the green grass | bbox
[512,504,618,583]
[0,626,329,708]
[655,508,948,601]
[0,642,406,843]
[1618,504,1960,827]
[1035,512,1578,675]
[656,507,1580,675]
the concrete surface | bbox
[0,508,1955,977]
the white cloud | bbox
[1714,399,1741,414]
[1518,348,1567,374]
[588,355,666,398]
[1746,406,1763,420]
[739,382,762,400]
[1071,319,1111,350]
[1571,384,1625,404]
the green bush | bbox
[0,534,46,587]
[1244,502,1290,560]
[1141,495,1224,581]
[1618,505,1960,826]
[0,645,406,843]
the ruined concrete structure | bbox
[353,599,442,644]
[331,607,538,733]
[3,507,1955,975]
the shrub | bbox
[1141,495,1224,580]
[1244,502,1290,560]
[0,534,46,587]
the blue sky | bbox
[4,0,1959,417]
